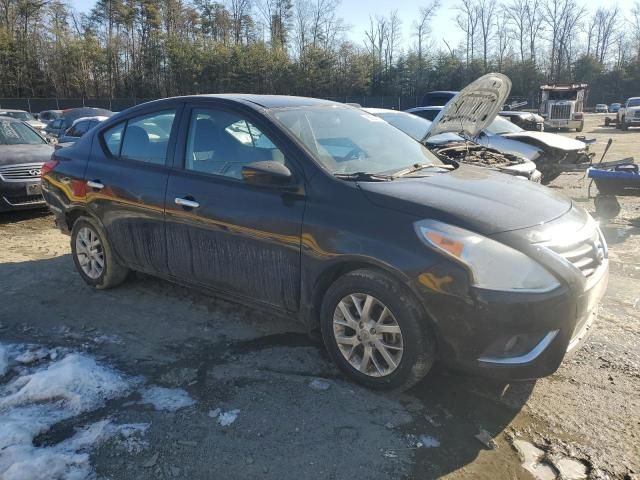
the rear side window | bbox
[101,110,176,164]
[120,110,176,165]
[103,123,124,156]
[67,121,90,138]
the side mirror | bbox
[46,136,58,145]
[241,161,292,187]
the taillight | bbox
[41,159,59,178]
[573,112,583,120]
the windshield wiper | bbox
[391,163,454,178]
[333,172,394,182]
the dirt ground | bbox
[0,113,638,479]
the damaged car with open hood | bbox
[407,86,593,184]
[41,82,608,390]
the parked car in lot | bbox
[44,107,113,138]
[58,116,109,144]
[363,108,542,182]
[609,103,621,113]
[0,117,53,212]
[498,111,545,131]
[419,90,457,107]
[0,109,47,134]
[42,81,609,390]
[407,106,591,184]
[594,104,609,113]
[616,97,640,130]
[38,109,63,123]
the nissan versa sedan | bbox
[42,79,609,390]
[0,117,54,211]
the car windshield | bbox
[485,116,523,135]
[0,120,45,145]
[1,111,35,121]
[373,111,431,141]
[628,99,640,107]
[270,105,442,175]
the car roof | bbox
[362,107,406,115]
[72,116,109,125]
[0,109,28,113]
[425,91,458,94]
[145,94,340,110]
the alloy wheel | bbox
[332,293,404,377]
[75,226,105,279]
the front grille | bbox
[2,193,44,206]
[550,104,571,120]
[634,111,640,118]
[0,163,43,182]
[546,229,605,278]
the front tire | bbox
[70,216,129,289]
[320,269,435,391]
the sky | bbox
[69,0,637,52]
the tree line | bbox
[1,0,639,105]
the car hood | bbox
[0,143,54,166]
[423,73,511,141]
[501,131,586,151]
[358,166,572,235]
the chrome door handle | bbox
[175,197,199,209]
[87,180,104,190]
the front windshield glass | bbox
[0,120,45,145]
[628,99,640,107]
[375,112,431,141]
[1,111,35,121]
[485,116,523,135]
[270,106,442,175]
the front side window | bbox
[119,110,176,164]
[0,120,45,145]
[185,109,284,179]
[271,105,441,175]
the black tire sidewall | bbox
[320,269,434,390]
[70,217,112,288]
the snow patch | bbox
[139,386,195,412]
[0,343,142,480]
[218,409,240,426]
[417,435,440,448]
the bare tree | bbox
[587,6,619,63]
[505,0,528,62]
[543,0,587,81]
[456,0,479,67]
[631,2,640,58]
[413,0,440,62]
[229,0,251,44]
[477,0,496,69]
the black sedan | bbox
[0,117,54,212]
[41,89,608,390]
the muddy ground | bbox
[0,114,638,479]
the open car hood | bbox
[423,73,511,141]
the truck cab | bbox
[539,83,588,132]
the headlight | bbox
[415,220,560,292]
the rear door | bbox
[86,102,183,274]
[164,102,306,311]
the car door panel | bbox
[165,104,306,311]
[86,104,183,274]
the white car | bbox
[594,104,608,113]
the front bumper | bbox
[416,262,608,380]
[0,180,46,212]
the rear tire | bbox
[70,216,129,289]
[320,269,435,391]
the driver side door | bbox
[164,104,306,312]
